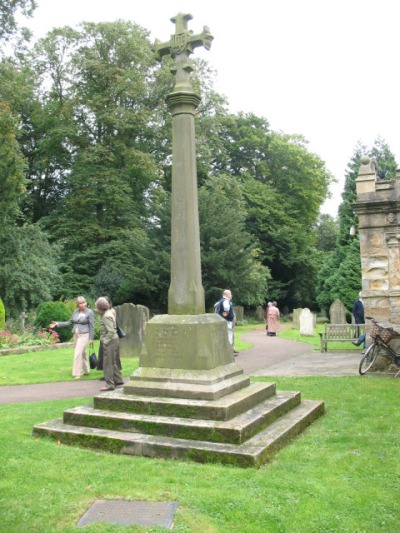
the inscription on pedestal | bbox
[153,327,179,358]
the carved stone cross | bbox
[154,13,213,92]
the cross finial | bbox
[154,13,213,62]
[170,13,192,34]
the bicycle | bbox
[359,317,400,376]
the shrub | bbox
[34,301,72,343]
[0,298,5,330]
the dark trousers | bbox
[97,341,122,371]
[103,338,123,389]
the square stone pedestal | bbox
[124,314,248,400]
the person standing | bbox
[265,302,272,335]
[50,296,94,379]
[352,291,365,347]
[95,297,124,392]
[267,301,280,337]
[215,289,237,353]
[96,296,122,377]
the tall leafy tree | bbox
[30,21,164,296]
[0,0,36,42]
[0,224,60,317]
[0,100,26,225]
[315,214,338,253]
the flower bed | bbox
[0,325,60,350]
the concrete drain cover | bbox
[77,499,178,528]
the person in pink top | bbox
[267,301,280,337]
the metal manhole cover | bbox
[77,499,178,528]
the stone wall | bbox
[354,156,400,326]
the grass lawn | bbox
[0,340,139,386]
[1,376,399,532]
[0,324,399,531]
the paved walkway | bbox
[0,328,363,404]
[236,327,361,377]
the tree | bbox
[316,214,339,253]
[0,0,36,42]
[28,22,164,297]
[370,136,397,180]
[0,224,60,318]
[199,174,270,308]
[239,130,332,308]
[0,101,26,225]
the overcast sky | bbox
[18,0,400,217]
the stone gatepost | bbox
[353,157,400,368]
[353,156,400,325]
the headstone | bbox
[299,308,314,336]
[292,308,303,329]
[283,306,289,316]
[255,305,265,322]
[115,303,149,357]
[329,300,347,324]
[234,306,244,321]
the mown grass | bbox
[0,341,139,386]
[1,376,399,532]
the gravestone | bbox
[115,303,149,357]
[234,306,244,321]
[292,308,303,329]
[255,305,265,322]
[299,308,314,336]
[329,300,347,324]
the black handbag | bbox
[116,324,126,338]
[89,352,98,369]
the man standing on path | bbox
[352,291,365,348]
[352,292,364,332]
[215,289,238,354]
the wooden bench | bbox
[319,323,365,352]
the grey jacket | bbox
[58,308,95,340]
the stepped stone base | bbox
[32,314,324,467]
[33,384,324,467]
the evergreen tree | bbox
[199,174,270,308]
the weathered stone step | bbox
[63,391,301,444]
[123,372,250,400]
[93,382,277,421]
[32,400,324,467]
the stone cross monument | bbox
[32,15,325,466]
[154,13,212,315]
[123,14,241,398]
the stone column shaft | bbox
[167,93,205,315]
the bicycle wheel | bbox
[359,343,379,375]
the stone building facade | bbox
[354,156,400,325]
